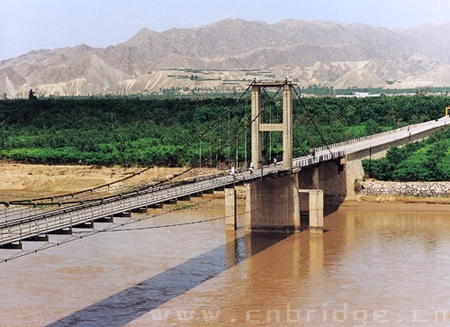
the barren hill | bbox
[2,19,450,98]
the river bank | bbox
[1,162,450,206]
[0,162,196,202]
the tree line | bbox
[0,95,448,170]
[363,127,450,181]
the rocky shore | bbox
[361,181,450,197]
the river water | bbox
[2,199,450,326]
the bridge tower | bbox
[251,80,294,169]
[245,80,303,233]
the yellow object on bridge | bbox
[446,106,450,116]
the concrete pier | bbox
[298,189,324,233]
[308,189,324,234]
[225,187,237,230]
[245,173,300,233]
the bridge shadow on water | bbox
[45,233,288,327]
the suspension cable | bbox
[261,88,309,156]
[292,86,335,159]
[5,82,256,206]
[212,87,283,165]
[0,179,309,264]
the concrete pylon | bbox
[282,82,293,169]
[251,85,262,170]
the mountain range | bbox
[2,18,450,98]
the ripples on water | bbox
[2,202,450,326]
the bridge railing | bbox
[292,150,346,168]
[312,118,448,153]
[312,127,405,153]
[0,168,263,245]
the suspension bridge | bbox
[1,80,449,249]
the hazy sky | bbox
[1,0,450,61]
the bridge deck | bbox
[0,165,288,245]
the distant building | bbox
[336,92,381,98]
